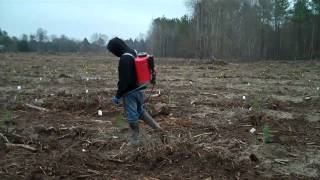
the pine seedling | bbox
[96,127,109,139]
[250,96,262,113]
[115,113,126,128]
[0,110,12,132]
[263,124,270,144]
[168,94,173,104]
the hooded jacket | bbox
[107,37,139,98]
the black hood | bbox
[107,37,136,57]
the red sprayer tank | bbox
[135,53,151,85]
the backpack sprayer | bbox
[123,52,156,101]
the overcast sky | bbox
[0,0,188,40]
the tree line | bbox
[147,0,320,60]
[0,28,110,53]
[1,0,319,60]
[0,27,148,54]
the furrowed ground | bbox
[0,53,319,179]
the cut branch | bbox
[106,157,125,163]
[25,103,49,112]
[0,132,9,143]
[6,143,37,152]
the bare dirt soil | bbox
[0,53,319,179]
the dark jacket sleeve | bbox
[116,55,136,98]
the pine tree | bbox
[273,0,289,59]
[292,0,311,58]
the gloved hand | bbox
[112,96,120,105]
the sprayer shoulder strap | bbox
[122,53,135,60]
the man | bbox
[107,37,162,145]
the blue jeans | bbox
[123,91,145,123]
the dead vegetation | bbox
[0,53,319,179]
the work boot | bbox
[141,112,168,144]
[128,122,140,145]
[141,111,162,131]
